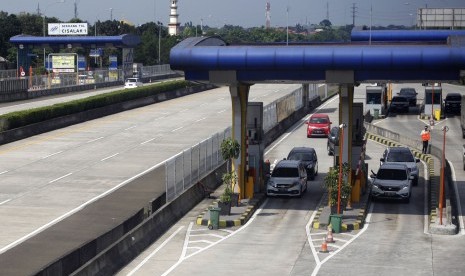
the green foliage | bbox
[220,172,237,203]
[220,137,240,163]
[323,163,352,206]
[0,80,192,132]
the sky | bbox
[3,0,464,28]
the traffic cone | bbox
[319,241,329,253]
[326,225,335,243]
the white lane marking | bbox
[195,117,206,122]
[171,126,183,132]
[189,240,214,244]
[0,158,169,254]
[179,109,189,113]
[49,173,73,184]
[190,233,224,238]
[199,103,208,107]
[217,109,226,114]
[0,199,12,205]
[448,160,464,235]
[101,153,119,161]
[140,138,155,145]
[0,170,9,175]
[309,202,374,276]
[125,126,137,131]
[126,226,184,276]
[161,199,268,275]
[86,136,104,143]
[42,151,63,159]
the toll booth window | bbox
[424,92,442,104]
[366,92,381,104]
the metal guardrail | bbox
[0,64,177,92]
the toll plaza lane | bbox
[118,83,465,276]
[0,83,301,253]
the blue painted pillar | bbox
[229,83,250,200]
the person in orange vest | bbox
[421,126,431,154]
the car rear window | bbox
[446,95,461,101]
[376,169,407,180]
[271,167,299,177]
[400,89,415,95]
[386,152,414,162]
[391,97,406,102]
[288,153,314,161]
[309,117,328,124]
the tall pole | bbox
[286,0,289,46]
[439,126,449,225]
[42,0,66,69]
[337,123,346,214]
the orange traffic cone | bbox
[319,241,329,253]
[326,225,335,243]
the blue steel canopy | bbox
[9,34,140,48]
[351,29,465,43]
[170,36,465,84]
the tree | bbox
[319,19,332,29]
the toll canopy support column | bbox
[229,83,250,200]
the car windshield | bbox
[386,151,414,162]
[288,153,314,161]
[376,169,407,180]
[309,117,328,124]
[126,79,137,83]
[271,167,299,177]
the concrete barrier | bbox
[0,84,216,146]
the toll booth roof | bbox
[9,34,141,48]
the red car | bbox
[306,113,332,137]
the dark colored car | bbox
[390,96,410,113]
[287,147,318,180]
[380,147,420,186]
[398,88,418,106]
[443,92,461,115]
[306,113,332,137]
[327,126,339,156]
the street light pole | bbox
[286,1,289,46]
[337,123,347,214]
[439,125,449,225]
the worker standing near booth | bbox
[421,126,431,154]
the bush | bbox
[0,80,194,132]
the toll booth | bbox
[365,85,387,118]
[246,102,265,198]
[423,85,443,120]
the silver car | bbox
[380,147,420,186]
[266,160,307,198]
[370,163,414,203]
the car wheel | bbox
[404,196,410,203]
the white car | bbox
[266,160,307,198]
[124,78,143,88]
